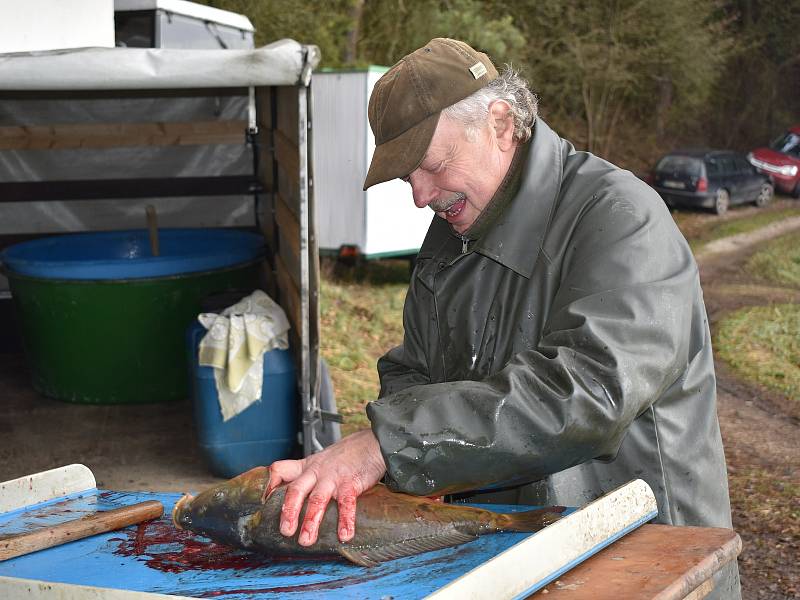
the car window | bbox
[769,132,800,157]
[734,156,753,173]
[705,159,720,175]
[719,157,736,173]
[655,155,703,177]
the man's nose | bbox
[409,172,437,208]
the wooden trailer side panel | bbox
[0,85,321,455]
[257,85,321,455]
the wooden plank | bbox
[0,176,256,202]
[255,88,273,131]
[256,129,274,192]
[275,194,301,259]
[275,253,302,338]
[0,121,247,151]
[278,233,302,295]
[276,86,299,145]
[0,501,163,561]
[529,524,742,599]
[287,329,302,385]
[274,190,301,292]
[274,121,300,222]
[259,194,276,252]
[274,129,299,187]
[258,260,278,301]
[276,160,300,221]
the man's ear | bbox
[489,100,515,151]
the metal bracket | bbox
[247,86,258,135]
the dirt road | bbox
[688,206,800,600]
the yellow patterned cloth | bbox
[198,290,290,421]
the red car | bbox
[748,125,800,197]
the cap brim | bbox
[363,112,441,190]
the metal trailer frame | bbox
[0,41,330,457]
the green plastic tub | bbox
[1,229,263,404]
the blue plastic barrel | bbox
[187,321,298,478]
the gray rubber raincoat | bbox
[367,118,739,597]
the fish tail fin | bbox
[497,506,566,532]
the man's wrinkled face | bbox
[403,115,510,234]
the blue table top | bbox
[0,489,558,599]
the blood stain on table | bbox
[113,518,333,575]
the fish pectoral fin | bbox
[337,530,478,567]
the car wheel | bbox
[793,181,800,199]
[755,183,773,208]
[714,189,730,215]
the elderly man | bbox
[270,39,739,596]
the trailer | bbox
[312,68,433,262]
[0,37,339,455]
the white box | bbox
[312,68,433,259]
[0,0,114,53]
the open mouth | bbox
[435,193,466,220]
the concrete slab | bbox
[0,352,225,493]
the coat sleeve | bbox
[376,262,433,397]
[367,188,699,496]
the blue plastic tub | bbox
[187,321,298,477]
[1,228,265,280]
[1,229,264,404]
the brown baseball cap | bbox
[363,38,498,190]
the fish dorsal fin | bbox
[338,530,478,567]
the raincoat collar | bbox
[416,117,565,281]
[472,117,564,278]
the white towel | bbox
[197,290,290,421]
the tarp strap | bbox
[300,48,316,87]
[247,86,258,134]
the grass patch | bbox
[715,304,800,413]
[319,259,409,436]
[745,231,800,287]
[676,206,800,252]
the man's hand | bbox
[268,429,386,547]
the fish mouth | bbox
[172,493,194,530]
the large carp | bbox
[173,466,564,567]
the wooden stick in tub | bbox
[0,500,164,561]
[146,204,160,257]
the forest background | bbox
[201,0,800,173]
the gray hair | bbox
[442,65,538,143]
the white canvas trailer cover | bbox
[0,40,312,89]
[0,40,337,455]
